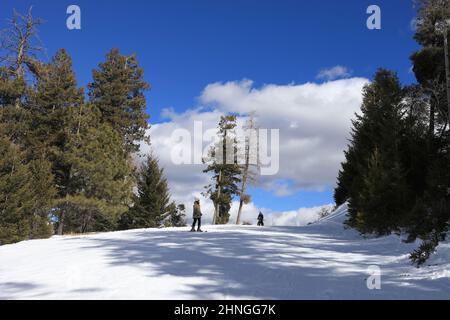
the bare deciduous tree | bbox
[0,7,45,83]
[236,112,260,225]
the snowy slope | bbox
[0,204,449,300]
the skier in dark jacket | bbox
[190,198,203,232]
[257,211,264,226]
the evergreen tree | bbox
[414,0,450,48]
[119,154,172,230]
[203,115,242,225]
[334,146,358,206]
[0,67,30,145]
[29,49,85,198]
[0,67,27,107]
[333,0,449,262]
[31,48,84,147]
[0,10,151,239]
[335,69,411,234]
[0,136,55,244]
[0,10,56,243]
[405,0,450,243]
[0,8,41,147]
[88,48,150,153]
[411,0,449,143]
[55,122,134,234]
[354,149,411,235]
[163,203,187,227]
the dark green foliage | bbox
[406,0,450,263]
[55,123,134,234]
[0,9,57,244]
[411,0,449,135]
[88,48,150,153]
[30,48,84,149]
[334,147,358,206]
[409,228,447,267]
[119,154,172,230]
[0,68,27,107]
[23,48,135,235]
[410,240,438,267]
[413,0,450,47]
[335,0,450,264]
[336,70,412,234]
[338,67,448,241]
[353,149,410,235]
[0,10,159,242]
[0,136,55,245]
[29,49,85,198]
[24,48,135,235]
[411,48,446,85]
[0,68,32,145]
[335,70,405,207]
[203,115,242,225]
[54,201,117,234]
[163,203,187,227]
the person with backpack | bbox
[190,198,203,232]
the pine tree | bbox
[411,0,449,143]
[0,67,27,107]
[203,115,242,225]
[0,10,153,239]
[414,0,450,48]
[29,49,85,199]
[119,154,172,230]
[405,0,450,243]
[335,69,411,234]
[163,203,187,227]
[0,10,56,244]
[55,122,134,234]
[0,136,55,245]
[31,48,84,147]
[0,67,30,145]
[88,48,150,153]
[334,146,358,206]
[354,149,410,235]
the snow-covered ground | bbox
[0,204,449,300]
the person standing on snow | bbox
[191,198,203,232]
[257,211,264,226]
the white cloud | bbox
[316,66,352,81]
[140,77,368,224]
[199,77,368,192]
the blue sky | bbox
[1,0,420,212]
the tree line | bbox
[0,8,260,245]
[335,0,450,265]
[0,9,186,245]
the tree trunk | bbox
[57,211,65,235]
[429,98,435,138]
[213,170,222,225]
[444,28,450,126]
[236,136,250,225]
[236,199,245,225]
[236,172,248,225]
